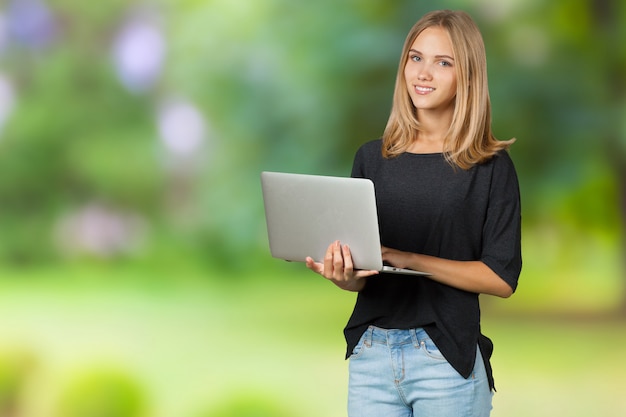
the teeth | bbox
[416,86,434,92]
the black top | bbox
[344,139,522,389]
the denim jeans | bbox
[348,326,493,417]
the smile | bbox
[415,86,435,94]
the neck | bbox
[407,108,453,153]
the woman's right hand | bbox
[305,240,378,292]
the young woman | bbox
[306,9,522,417]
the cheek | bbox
[403,71,414,96]
[403,65,412,84]
[445,74,458,94]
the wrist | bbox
[335,277,367,292]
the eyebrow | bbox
[409,49,455,61]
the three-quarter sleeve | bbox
[480,152,522,292]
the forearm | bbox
[406,253,513,298]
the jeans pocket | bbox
[421,337,446,361]
[349,329,370,360]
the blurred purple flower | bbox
[6,0,56,48]
[157,98,206,158]
[55,203,147,258]
[112,19,165,93]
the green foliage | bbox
[0,1,623,303]
[55,368,147,417]
[0,0,164,264]
[195,393,293,417]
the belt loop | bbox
[409,328,417,348]
[364,325,374,348]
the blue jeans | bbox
[348,326,493,417]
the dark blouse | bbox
[344,139,522,389]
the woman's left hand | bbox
[381,246,514,298]
[381,246,414,269]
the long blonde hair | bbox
[382,10,514,169]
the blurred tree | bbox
[0,0,163,263]
[588,0,626,313]
[0,0,623,312]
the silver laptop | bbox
[260,171,430,276]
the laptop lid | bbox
[261,171,385,271]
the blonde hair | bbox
[382,10,514,169]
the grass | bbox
[484,317,626,417]
[0,262,624,416]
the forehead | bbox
[409,26,454,56]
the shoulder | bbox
[351,139,383,178]
[477,150,518,176]
[493,149,516,166]
[494,150,519,180]
[353,139,384,166]
[480,150,521,198]
[355,139,383,157]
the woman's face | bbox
[403,26,457,115]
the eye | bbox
[409,54,421,62]
[439,60,453,67]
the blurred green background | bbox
[0,0,624,416]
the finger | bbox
[356,269,380,279]
[305,257,324,275]
[323,241,338,278]
[333,241,344,277]
[342,244,354,276]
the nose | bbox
[417,65,433,81]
